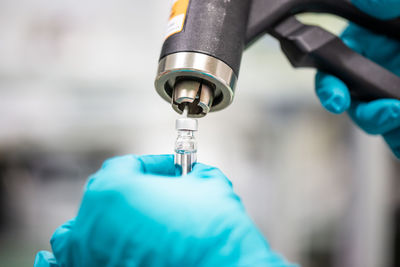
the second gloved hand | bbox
[34,154,294,267]
[315,0,400,158]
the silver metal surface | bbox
[155,52,237,116]
[171,80,214,116]
[172,81,214,116]
[174,152,196,176]
[173,80,200,105]
[197,83,213,115]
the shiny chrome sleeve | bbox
[155,52,238,117]
[174,152,197,176]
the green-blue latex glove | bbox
[315,0,400,158]
[34,154,295,267]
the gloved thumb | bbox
[137,154,175,176]
[50,219,75,266]
[34,251,59,267]
[100,154,175,176]
[85,154,175,190]
[315,71,351,114]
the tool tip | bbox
[182,105,189,117]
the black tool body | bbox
[247,0,400,101]
[159,0,400,107]
[160,0,251,76]
[246,0,400,43]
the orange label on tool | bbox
[165,0,189,39]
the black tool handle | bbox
[271,17,400,100]
[247,0,400,45]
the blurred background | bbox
[0,0,398,266]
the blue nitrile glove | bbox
[315,0,400,158]
[34,154,295,267]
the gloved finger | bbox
[191,162,225,178]
[348,99,400,135]
[340,24,366,54]
[190,162,232,187]
[315,71,351,114]
[50,219,75,266]
[85,155,146,190]
[314,25,365,115]
[34,251,59,267]
[383,127,400,158]
[100,154,144,173]
[341,24,400,71]
[86,154,176,189]
[100,154,176,176]
[352,0,400,19]
[137,154,175,176]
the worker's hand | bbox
[315,0,400,158]
[34,154,294,267]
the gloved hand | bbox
[34,154,295,267]
[315,0,400,158]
